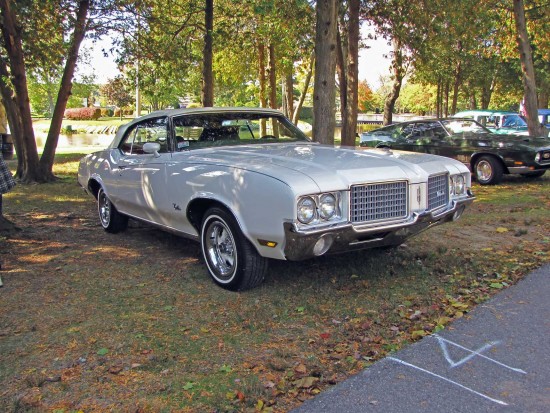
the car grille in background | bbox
[350,181,408,223]
[427,174,449,211]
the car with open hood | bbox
[78,108,474,290]
[360,118,550,185]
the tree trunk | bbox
[444,81,450,117]
[313,0,338,145]
[0,68,23,176]
[451,60,461,115]
[336,28,346,123]
[293,52,314,125]
[201,0,214,107]
[538,92,548,109]
[340,0,359,147]
[0,0,41,183]
[268,43,277,109]
[258,42,267,136]
[40,0,90,180]
[383,37,404,126]
[513,0,547,136]
[284,71,294,120]
[435,77,443,118]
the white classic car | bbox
[78,108,475,291]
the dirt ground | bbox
[0,172,549,412]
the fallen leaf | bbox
[293,376,319,389]
[294,364,307,375]
[496,227,509,233]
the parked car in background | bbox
[453,110,531,135]
[360,118,550,185]
[78,107,474,291]
[539,109,550,128]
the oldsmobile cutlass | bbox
[78,108,474,291]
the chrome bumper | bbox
[283,191,475,261]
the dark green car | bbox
[360,118,550,185]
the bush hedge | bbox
[114,107,134,117]
[64,107,101,120]
[100,108,114,117]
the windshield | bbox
[441,119,490,134]
[172,112,309,151]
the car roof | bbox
[134,106,284,121]
[454,110,517,116]
[538,109,550,115]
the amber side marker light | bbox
[258,240,278,248]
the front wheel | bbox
[201,207,268,291]
[97,188,128,233]
[474,156,503,185]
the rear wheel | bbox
[201,207,268,291]
[98,188,128,233]
[474,156,503,185]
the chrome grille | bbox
[350,181,408,223]
[428,174,449,211]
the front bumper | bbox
[283,191,475,261]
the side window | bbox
[119,117,168,155]
[401,123,416,140]
[425,122,448,140]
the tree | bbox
[357,80,376,112]
[100,76,133,119]
[0,0,114,183]
[513,0,546,136]
[363,0,431,124]
[312,0,338,145]
[336,0,360,147]
[201,0,213,106]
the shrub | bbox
[100,108,114,117]
[64,107,101,120]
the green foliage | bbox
[100,76,133,110]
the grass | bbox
[0,155,548,412]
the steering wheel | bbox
[260,135,278,140]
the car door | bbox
[112,117,171,223]
[397,121,444,155]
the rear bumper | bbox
[283,192,475,261]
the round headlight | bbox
[297,197,316,224]
[535,152,541,162]
[453,175,465,195]
[319,193,337,220]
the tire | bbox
[201,207,268,291]
[97,188,128,233]
[474,156,504,185]
[521,170,545,179]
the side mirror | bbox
[143,142,161,157]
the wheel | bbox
[201,207,268,291]
[521,170,545,179]
[97,188,128,233]
[474,156,503,185]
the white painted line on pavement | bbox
[433,334,527,374]
[387,356,508,406]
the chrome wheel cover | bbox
[476,160,493,182]
[204,218,237,281]
[98,191,111,228]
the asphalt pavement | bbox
[291,264,550,413]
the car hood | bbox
[179,143,462,193]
